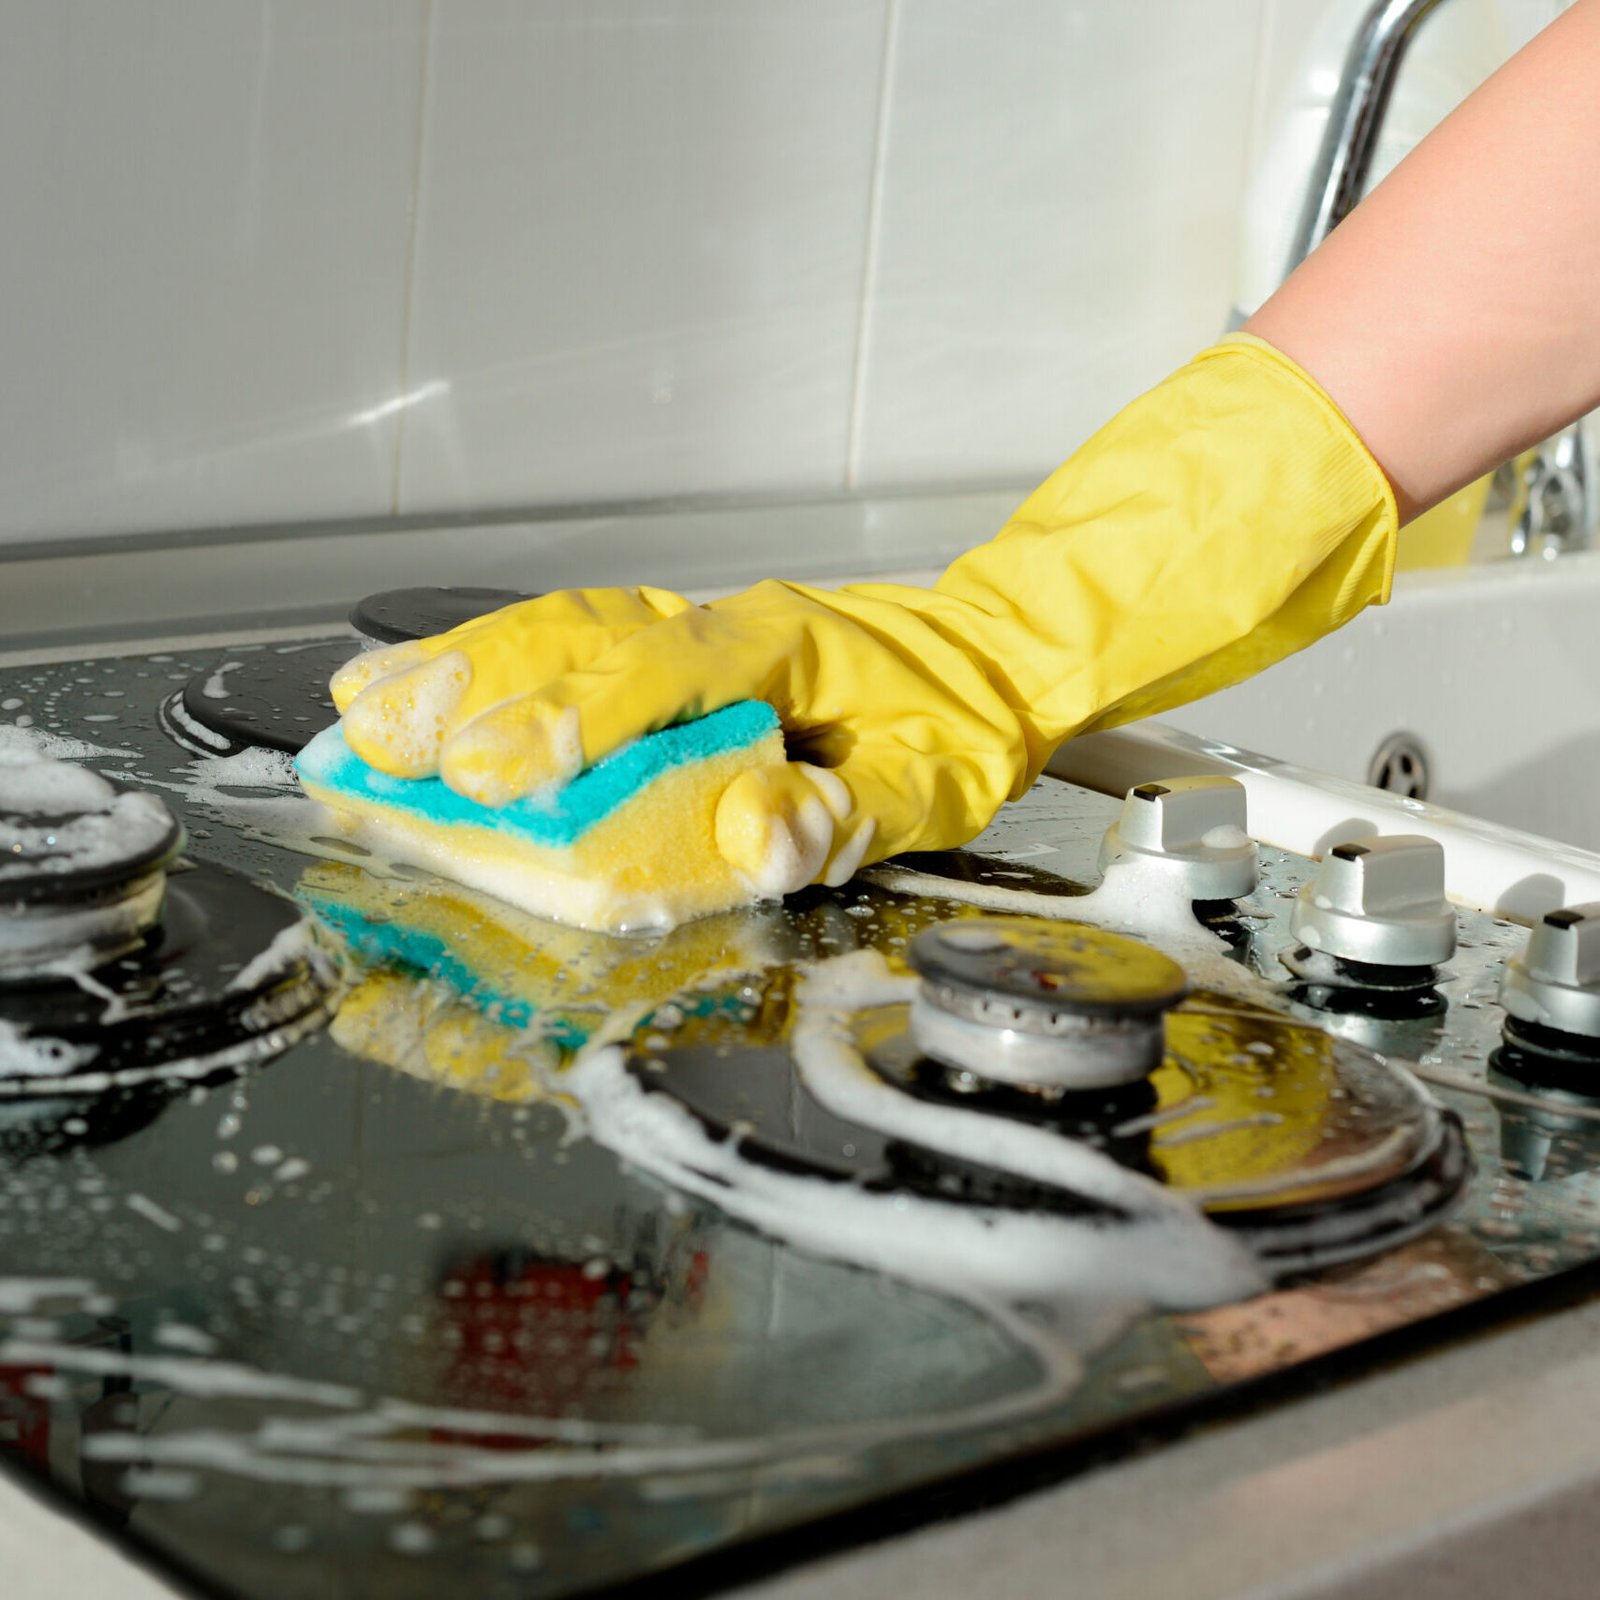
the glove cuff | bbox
[1207,331,1400,605]
[922,332,1399,772]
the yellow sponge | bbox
[295,701,786,933]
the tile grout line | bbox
[390,0,438,516]
[843,0,901,492]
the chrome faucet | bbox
[1286,0,1451,273]
[1281,0,1595,556]
[1507,426,1595,559]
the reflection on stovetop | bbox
[1,633,1599,1600]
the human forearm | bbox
[1247,0,1600,521]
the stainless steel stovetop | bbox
[3,623,1600,1600]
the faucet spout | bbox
[1286,0,1452,274]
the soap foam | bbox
[0,725,138,765]
[568,951,1265,1314]
[0,739,175,885]
[0,1020,98,1079]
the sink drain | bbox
[1367,732,1430,800]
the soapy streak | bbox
[1153,1112,1285,1148]
[8,1297,1093,1493]
[1411,1060,1600,1123]
[0,1341,362,1407]
[570,958,1264,1313]
[203,661,244,701]
[161,694,235,753]
[78,1431,862,1492]
[1182,1122,1424,1205]
[863,858,1216,945]
[794,955,1205,1225]
[0,1279,96,1313]
[226,921,327,995]
[0,986,338,1097]
[125,1193,183,1232]
[1112,1098,1216,1138]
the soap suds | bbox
[0,1020,98,1079]
[9,1302,1093,1495]
[226,920,327,995]
[865,857,1216,946]
[0,747,176,884]
[569,951,1265,1314]
[0,1279,96,1313]
[162,694,235,753]
[0,725,138,765]
[1201,824,1252,850]
[125,1193,183,1232]
[202,661,245,701]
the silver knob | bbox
[1290,835,1456,969]
[1098,776,1258,901]
[1501,903,1600,1041]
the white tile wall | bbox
[0,0,1570,552]
[395,0,888,516]
[848,0,1266,491]
[0,1,428,546]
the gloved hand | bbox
[332,334,1397,896]
[332,583,695,773]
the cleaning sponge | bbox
[294,699,785,933]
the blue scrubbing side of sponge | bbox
[295,699,780,847]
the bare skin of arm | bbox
[1246,0,1600,524]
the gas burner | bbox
[158,588,535,758]
[1,752,184,976]
[906,917,1187,1091]
[625,916,1470,1274]
[348,584,534,645]
[159,639,353,757]
[0,856,339,1099]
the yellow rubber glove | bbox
[333,335,1396,896]
[330,584,694,774]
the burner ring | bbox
[907,917,1188,1089]
[0,860,341,1098]
[908,991,1169,1090]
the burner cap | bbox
[0,859,337,1095]
[348,586,534,646]
[163,640,353,756]
[907,917,1187,1089]
[1,755,183,975]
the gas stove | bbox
[4,593,1600,1600]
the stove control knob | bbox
[1501,903,1600,1041]
[1098,776,1258,901]
[1291,835,1456,969]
